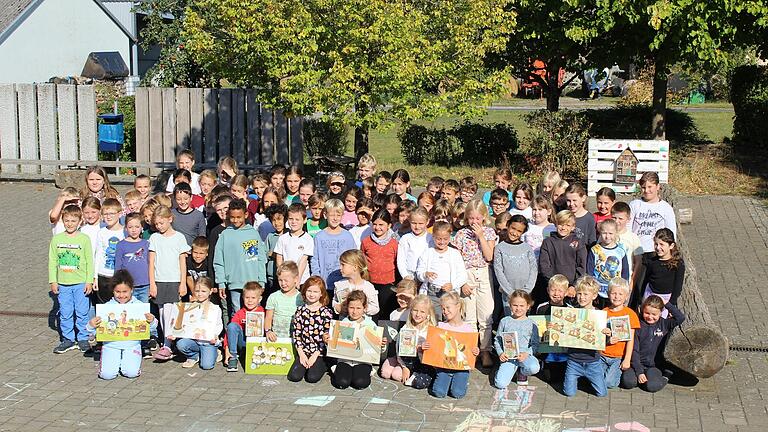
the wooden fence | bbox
[0,83,98,176]
[135,87,303,175]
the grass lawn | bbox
[370,103,768,195]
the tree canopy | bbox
[183,0,516,156]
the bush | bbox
[520,111,592,180]
[731,65,768,152]
[302,118,349,158]
[583,106,703,144]
[399,122,519,167]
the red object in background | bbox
[522,59,565,98]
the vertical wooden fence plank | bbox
[217,89,232,157]
[232,89,245,164]
[203,89,217,163]
[16,84,39,174]
[260,108,274,165]
[189,88,204,162]
[246,91,260,166]
[37,84,57,175]
[162,88,177,166]
[289,116,303,168]
[0,84,19,173]
[77,85,97,161]
[56,85,78,166]
[275,110,289,165]
[175,87,191,151]
[148,88,163,176]
[134,87,150,176]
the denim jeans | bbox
[133,285,149,302]
[601,355,623,389]
[431,368,470,399]
[226,288,242,320]
[495,355,541,389]
[226,322,246,358]
[176,339,218,370]
[58,283,90,342]
[99,343,142,380]
[563,359,607,397]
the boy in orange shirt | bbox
[601,277,640,388]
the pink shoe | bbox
[152,346,173,361]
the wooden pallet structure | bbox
[587,139,669,196]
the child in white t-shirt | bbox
[629,172,676,253]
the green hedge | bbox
[399,121,519,167]
[302,118,349,158]
[731,65,768,151]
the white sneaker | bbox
[182,358,199,368]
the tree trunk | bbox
[651,56,668,140]
[354,124,369,160]
[353,101,370,159]
[545,62,561,112]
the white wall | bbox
[0,0,131,83]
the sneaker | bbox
[77,340,91,353]
[182,358,199,368]
[226,357,239,372]
[53,340,77,354]
[142,347,152,359]
[147,338,159,351]
[152,346,173,361]
[517,374,529,386]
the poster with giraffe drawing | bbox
[422,325,478,370]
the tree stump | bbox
[660,186,729,378]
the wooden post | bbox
[0,84,20,173]
[232,89,246,164]
[37,84,57,175]
[275,110,289,164]
[203,89,218,163]
[76,86,98,162]
[189,88,204,162]
[218,89,232,157]
[246,91,260,166]
[134,87,150,176]
[148,88,163,176]
[56,85,78,167]
[16,84,39,174]
[260,108,274,165]
[161,88,177,166]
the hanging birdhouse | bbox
[614,148,638,184]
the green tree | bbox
[182,0,515,158]
[136,0,215,87]
[613,0,768,139]
[491,0,623,112]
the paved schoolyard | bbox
[0,182,766,432]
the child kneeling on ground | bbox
[172,277,223,370]
[380,294,436,389]
[289,276,334,383]
[563,276,607,397]
[494,290,541,389]
[87,270,157,380]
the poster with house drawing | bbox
[245,337,293,375]
[163,302,220,341]
[327,320,384,364]
[95,303,150,341]
[549,307,607,350]
[422,325,478,371]
[528,315,567,354]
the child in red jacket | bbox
[224,282,265,372]
[360,209,399,319]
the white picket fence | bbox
[587,139,669,195]
[0,84,98,176]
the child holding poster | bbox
[563,276,607,398]
[289,277,334,383]
[87,270,157,380]
[173,278,223,370]
[225,282,265,372]
[601,277,640,389]
[494,290,541,389]
[379,295,436,389]
[426,292,480,399]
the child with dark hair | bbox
[360,209,399,318]
[171,182,206,246]
[493,215,537,316]
[636,228,685,316]
[265,203,289,299]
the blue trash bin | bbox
[98,113,124,152]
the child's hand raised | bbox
[145,313,155,323]
[470,222,485,237]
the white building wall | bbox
[0,0,131,83]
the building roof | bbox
[0,0,36,35]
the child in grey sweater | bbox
[493,215,537,316]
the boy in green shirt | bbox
[48,205,94,354]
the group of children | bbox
[48,150,686,398]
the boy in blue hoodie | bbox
[213,199,268,319]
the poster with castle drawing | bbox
[163,302,220,341]
[327,320,384,364]
[422,325,478,371]
[245,337,294,375]
[548,307,607,350]
[95,303,150,341]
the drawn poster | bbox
[245,337,294,375]
[528,315,567,354]
[95,303,150,341]
[422,325,478,371]
[501,331,519,358]
[608,316,632,342]
[163,302,220,341]
[549,307,607,350]
[245,311,265,337]
[398,328,419,357]
[327,320,384,364]
[378,320,404,359]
